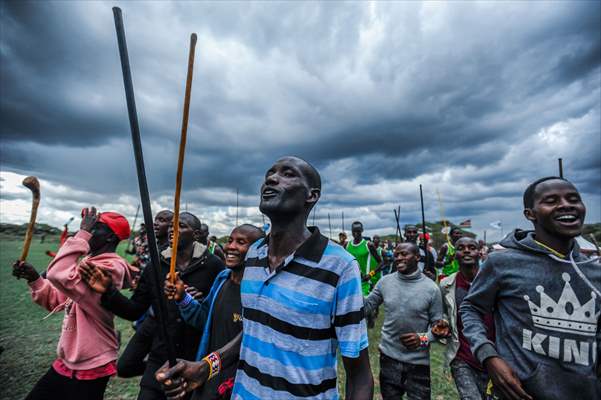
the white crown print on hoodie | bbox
[524,273,599,337]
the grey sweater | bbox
[460,230,601,386]
[364,270,443,365]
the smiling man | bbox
[156,156,373,400]
[164,224,264,400]
[364,242,448,400]
[440,237,494,399]
[460,177,601,400]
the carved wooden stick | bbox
[20,176,40,261]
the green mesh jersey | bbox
[346,239,378,295]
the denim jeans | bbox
[450,358,488,400]
[380,352,431,400]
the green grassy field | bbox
[0,235,458,399]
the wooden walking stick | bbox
[169,33,197,284]
[112,6,177,366]
[20,176,40,261]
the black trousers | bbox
[379,352,431,400]
[118,316,155,378]
[25,366,110,400]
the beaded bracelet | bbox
[418,334,429,350]
[203,352,221,380]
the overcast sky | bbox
[1,1,600,241]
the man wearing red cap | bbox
[12,207,132,400]
[80,211,225,400]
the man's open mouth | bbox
[554,214,580,225]
[226,252,240,262]
[262,188,278,200]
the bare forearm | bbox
[342,349,373,400]
[346,374,373,400]
[216,331,242,370]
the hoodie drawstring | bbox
[43,298,73,320]
[548,252,601,298]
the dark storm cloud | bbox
[1,1,599,236]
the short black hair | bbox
[456,237,478,246]
[404,224,417,231]
[298,157,321,190]
[351,221,363,230]
[156,210,174,218]
[180,212,201,230]
[234,224,265,242]
[398,241,419,255]
[523,176,569,208]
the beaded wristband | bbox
[177,292,194,307]
[418,334,429,349]
[203,352,221,380]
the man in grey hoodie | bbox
[460,177,601,400]
[364,242,448,399]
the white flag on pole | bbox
[489,220,502,230]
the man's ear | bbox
[307,188,321,207]
[523,208,536,223]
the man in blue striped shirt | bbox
[156,156,374,399]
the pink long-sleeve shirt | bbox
[28,230,130,371]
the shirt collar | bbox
[161,241,207,259]
[258,226,329,263]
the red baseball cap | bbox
[98,212,130,241]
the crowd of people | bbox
[11,156,601,400]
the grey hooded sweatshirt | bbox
[460,230,601,397]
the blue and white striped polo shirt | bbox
[232,227,368,399]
